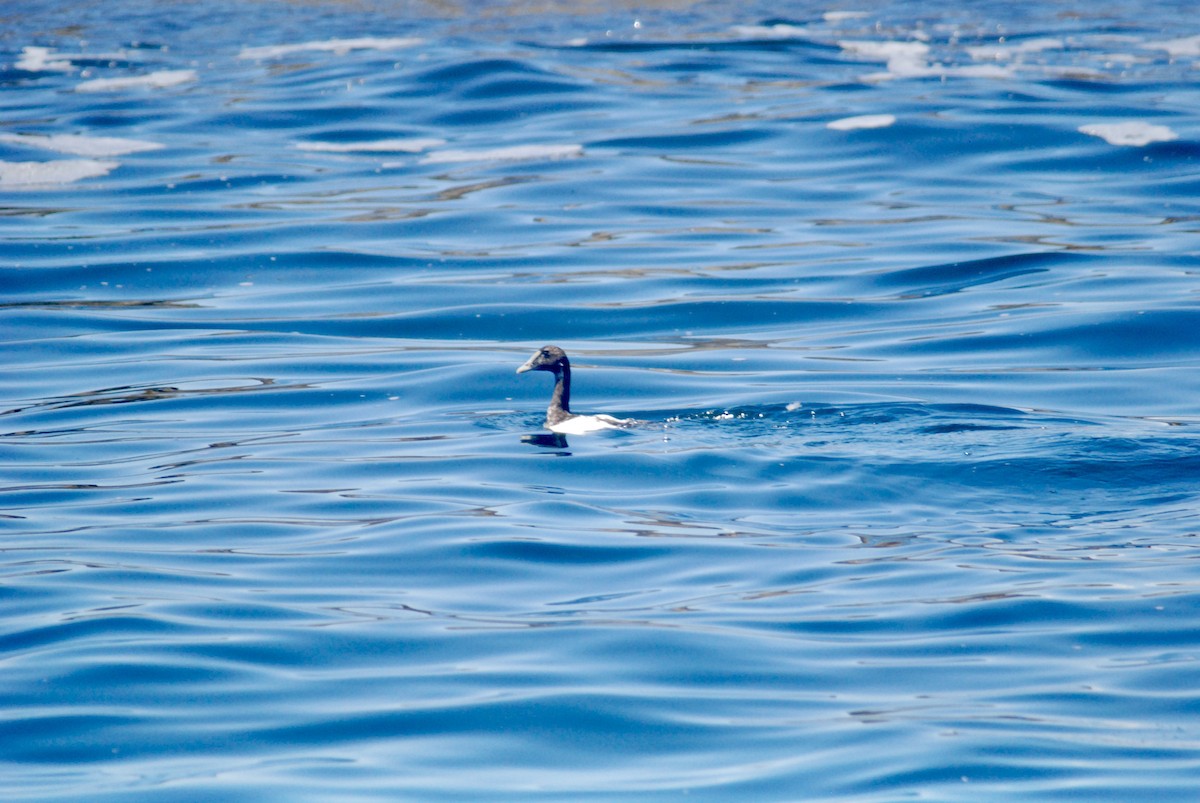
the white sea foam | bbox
[295,138,445,153]
[839,40,930,76]
[839,38,1016,81]
[1079,121,1179,146]
[420,144,583,165]
[75,69,197,92]
[966,37,1063,61]
[840,39,930,63]
[1147,34,1200,58]
[731,24,810,39]
[16,46,74,72]
[238,37,422,60]
[0,133,163,157]
[0,159,119,187]
[934,64,1015,79]
[824,11,868,23]
[827,113,896,131]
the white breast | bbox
[548,413,632,434]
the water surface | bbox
[3,0,1200,799]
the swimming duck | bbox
[516,345,633,434]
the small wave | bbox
[75,69,197,92]
[825,11,868,22]
[295,138,445,154]
[0,159,118,187]
[1079,121,1179,147]
[966,38,1064,62]
[238,37,422,60]
[15,46,74,72]
[0,132,163,157]
[1146,34,1200,58]
[838,39,930,72]
[839,37,1016,81]
[827,114,896,131]
[420,143,583,164]
[729,24,812,39]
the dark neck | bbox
[549,363,571,418]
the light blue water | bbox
[3,1,1200,799]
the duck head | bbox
[517,345,569,375]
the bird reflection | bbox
[521,432,570,451]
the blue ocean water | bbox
[3,0,1200,798]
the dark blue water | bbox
[4,1,1200,798]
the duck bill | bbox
[516,353,538,374]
